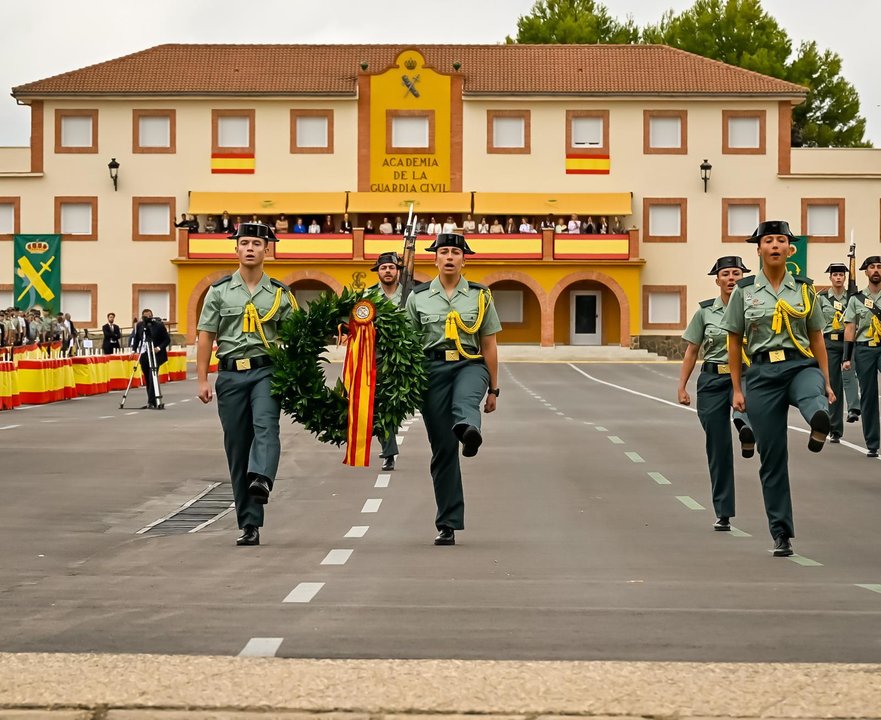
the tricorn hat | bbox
[228,222,277,242]
[370,251,403,272]
[425,233,474,254]
[859,256,881,271]
[746,220,797,244]
[825,263,849,274]
[708,256,750,275]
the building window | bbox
[291,110,334,154]
[644,110,687,154]
[566,110,608,154]
[802,198,845,242]
[133,110,175,153]
[493,290,524,324]
[60,284,98,327]
[723,110,766,154]
[132,197,176,242]
[211,110,255,154]
[0,197,21,238]
[55,109,98,154]
[386,110,435,154]
[55,197,98,241]
[643,198,687,243]
[133,284,176,324]
[643,285,687,330]
[722,198,766,243]
[487,110,530,154]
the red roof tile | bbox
[12,44,806,97]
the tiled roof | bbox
[12,44,806,97]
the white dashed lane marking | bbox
[856,584,881,595]
[283,582,324,604]
[789,554,823,567]
[625,451,644,463]
[675,495,705,510]
[396,435,404,445]
[729,527,751,537]
[98,416,114,419]
[648,472,670,485]
[239,637,283,657]
[345,526,369,538]
[375,474,390,488]
[125,412,138,416]
[321,549,353,565]
[608,436,624,444]
[595,426,608,432]
[361,499,382,513]
[0,425,22,430]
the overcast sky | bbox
[1,0,878,146]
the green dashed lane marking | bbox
[729,526,751,537]
[856,584,881,594]
[789,554,823,567]
[625,451,644,463]
[608,436,624,444]
[647,472,670,485]
[675,495,705,510]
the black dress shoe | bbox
[381,456,396,471]
[829,432,841,444]
[461,425,483,458]
[738,426,755,458]
[248,476,271,504]
[807,410,830,452]
[141,404,157,410]
[713,517,731,531]
[868,449,879,458]
[434,527,455,545]
[236,525,260,546]
[772,535,793,557]
[847,409,860,423]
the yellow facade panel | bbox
[473,192,632,217]
[188,192,347,215]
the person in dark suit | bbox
[132,308,171,409]
[217,211,234,235]
[102,312,122,354]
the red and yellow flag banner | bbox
[342,300,377,467]
[565,154,610,175]
[211,153,255,174]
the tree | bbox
[508,0,639,45]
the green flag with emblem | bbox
[13,234,62,312]
[787,236,809,277]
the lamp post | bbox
[108,158,120,191]
[700,159,712,193]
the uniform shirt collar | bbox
[754,268,795,292]
[429,275,470,296]
[711,296,725,312]
[229,270,272,293]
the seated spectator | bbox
[462,214,476,233]
[478,218,489,234]
[597,216,609,234]
[379,216,393,234]
[394,216,404,234]
[218,211,234,234]
[490,218,504,234]
[611,216,625,234]
[504,217,516,234]
[234,216,242,231]
[175,213,198,232]
[364,219,375,234]
[519,217,534,233]
[540,214,555,230]
[582,216,596,234]
[415,218,427,234]
[323,215,335,233]
[555,217,567,233]
[275,214,289,233]
[204,215,218,233]
[442,216,456,234]
[567,214,581,234]
[308,218,321,233]
[251,214,260,223]
[426,217,440,235]
[340,213,353,233]
[292,217,307,233]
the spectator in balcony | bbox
[478,218,489,234]
[555,217,567,233]
[323,215,335,233]
[462,214,476,234]
[490,218,504,234]
[598,216,609,234]
[394,216,404,234]
[176,213,198,232]
[504,217,516,234]
[568,213,581,234]
[582,216,596,234]
[340,213,353,234]
[308,218,321,234]
[275,214,289,234]
[379,216,394,234]
[234,216,243,231]
[519,217,535,234]
[442,216,457,234]
[250,214,260,224]
[365,219,375,234]
[205,215,218,233]
[218,211,234,234]
[416,217,427,234]
[540,214,555,230]
[426,217,441,235]
[292,217,307,233]
[611,216,625,234]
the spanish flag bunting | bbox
[342,300,378,467]
[211,153,255,174]
[566,154,610,174]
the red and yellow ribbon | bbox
[342,299,377,467]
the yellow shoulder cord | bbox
[868,315,881,345]
[444,289,490,360]
[741,344,751,367]
[770,283,814,358]
[287,290,299,312]
[242,287,283,349]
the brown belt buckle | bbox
[444,350,460,362]
[235,358,252,371]
[717,363,730,374]
[830,333,840,341]
[768,350,786,363]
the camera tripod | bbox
[119,335,165,410]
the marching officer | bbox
[405,233,502,546]
[678,256,754,532]
[196,222,297,546]
[369,250,405,471]
[842,255,881,458]
[721,220,834,557]
[818,263,861,443]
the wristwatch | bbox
[487,387,500,397]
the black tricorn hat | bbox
[825,263,849,274]
[859,256,881,271]
[708,256,750,275]
[746,220,797,244]
[425,233,474,254]
[228,222,277,242]
[370,251,403,271]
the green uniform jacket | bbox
[197,270,295,359]
[843,287,881,342]
[817,288,848,336]
[682,297,730,363]
[368,282,403,308]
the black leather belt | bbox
[750,348,805,364]
[219,354,273,372]
[424,349,481,362]
[824,332,843,342]
[855,341,881,348]
[701,362,732,375]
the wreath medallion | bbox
[270,288,428,449]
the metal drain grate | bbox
[137,482,235,535]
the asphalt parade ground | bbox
[1,361,880,717]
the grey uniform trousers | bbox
[826,340,860,435]
[744,358,827,540]
[215,364,282,529]
[854,344,881,451]
[421,358,490,531]
[378,428,399,458]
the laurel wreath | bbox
[270,287,428,446]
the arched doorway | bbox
[549,272,629,346]
[290,279,335,308]
[486,279,543,344]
